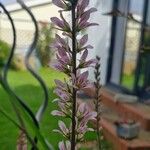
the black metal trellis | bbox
[0,0,50,149]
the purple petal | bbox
[51,62,64,71]
[84,45,94,49]
[55,79,64,88]
[60,12,71,31]
[58,141,66,150]
[80,8,97,23]
[78,71,89,82]
[81,50,88,61]
[52,0,66,9]
[84,59,97,67]
[84,111,97,122]
[79,34,88,47]
[80,0,90,11]
[79,22,99,30]
[51,17,65,28]
[55,34,66,46]
[78,103,86,113]
[51,110,65,116]
[58,120,68,135]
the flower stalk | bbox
[50,0,98,149]
[71,2,77,149]
[94,56,102,150]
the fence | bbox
[0,1,51,149]
[0,14,49,54]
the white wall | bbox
[87,0,113,84]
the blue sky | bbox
[0,0,16,4]
[0,0,30,4]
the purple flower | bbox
[52,0,71,10]
[79,8,97,24]
[75,102,96,139]
[56,49,71,65]
[52,0,66,9]
[79,35,88,47]
[51,62,65,71]
[71,71,92,90]
[77,0,90,16]
[55,79,66,90]
[54,88,70,102]
[51,12,71,32]
[77,35,93,51]
[58,121,69,135]
[50,0,98,147]
[51,17,65,28]
[51,110,65,117]
[78,50,97,68]
[59,141,65,150]
[55,34,67,47]
[59,141,71,150]
[76,0,98,31]
[51,61,71,74]
[78,21,99,31]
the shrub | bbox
[0,40,10,67]
[36,22,54,67]
[11,54,26,71]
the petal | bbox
[84,59,97,67]
[80,8,97,22]
[55,34,66,46]
[80,0,90,11]
[84,45,94,49]
[60,12,71,31]
[79,22,99,30]
[65,141,71,150]
[78,102,86,113]
[81,50,88,61]
[58,141,66,150]
[79,34,88,47]
[87,128,95,132]
[51,62,64,71]
[51,110,65,116]
[52,0,66,9]
[52,98,60,103]
[58,120,68,135]
[78,71,89,83]
[51,17,65,28]
[53,129,62,134]
[55,79,64,88]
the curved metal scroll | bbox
[17,0,49,122]
[0,2,39,128]
[0,1,51,149]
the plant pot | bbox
[116,122,140,140]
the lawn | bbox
[0,68,97,149]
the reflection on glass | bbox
[138,30,150,89]
[121,0,144,89]
[121,20,141,89]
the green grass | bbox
[121,74,135,89]
[0,68,66,149]
[0,68,99,149]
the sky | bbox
[0,0,30,4]
[1,0,17,4]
